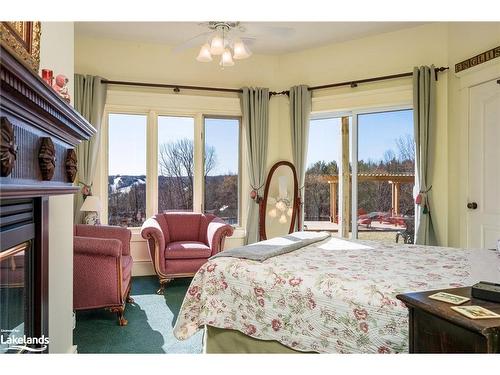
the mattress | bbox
[174,236,500,353]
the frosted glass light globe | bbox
[233,40,251,59]
[220,49,235,67]
[196,43,212,62]
[210,36,225,55]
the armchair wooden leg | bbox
[110,306,128,326]
[126,288,134,303]
[156,278,172,295]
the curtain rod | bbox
[100,67,449,96]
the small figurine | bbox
[52,74,71,103]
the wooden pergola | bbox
[325,173,415,223]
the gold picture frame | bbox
[1,21,41,72]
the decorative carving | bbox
[455,46,500,73]
[38,137,56,181]
[0,46,94,199]
[0,22,41,72]
[1,117,17,177]
[65,148,77,182]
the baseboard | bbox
[132,260,155,276]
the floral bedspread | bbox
[173,236,497,353]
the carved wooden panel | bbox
[38,137,56,181]
[65,149,77,183]
[1,116,17,176]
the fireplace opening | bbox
[0,198,48,354]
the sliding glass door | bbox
[304,108,414,243]
[303,117,342,231]
[352,109,415,243]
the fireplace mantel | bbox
[1,45,95,198]
[1,46,94,354]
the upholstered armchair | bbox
[73,224,133,326]
[140,212,234,294]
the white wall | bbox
[40,21,76,354]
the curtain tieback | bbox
[78,181,93,198]
[416,185,432,214]
[250,182,265,203]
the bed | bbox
[173,234,500,353]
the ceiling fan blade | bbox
[171,31,213,54]
[242,23,295,38]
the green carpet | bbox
[74,276,203,353]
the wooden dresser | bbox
[397,287,500,353]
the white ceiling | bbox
[75,22,426,54]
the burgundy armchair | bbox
[140,212,234,293]
[73,224,133,326]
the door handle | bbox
[467,202,478,209]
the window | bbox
[104,111,242,228]
[204,117,240,225]
[304,117,342,230]
[107,113,147,227]
[356,109,415,243]
[158,116,195,212]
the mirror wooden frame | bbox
[259,161,301,240]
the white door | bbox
[467,78,500,249]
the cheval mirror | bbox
[259,161,300,240]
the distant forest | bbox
[108,139,238,227]
[108,135,415,227]
[304,134,415,221]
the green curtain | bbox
[413,66,437,245]
[241,87,269,244]
[73,74,108,224]
[290,85,311,230]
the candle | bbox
[41,69,53,86]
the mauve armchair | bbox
[140,212,234,294]
[73,224,133,326]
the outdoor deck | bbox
[304,220,408,243]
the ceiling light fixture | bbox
[196,43,212,62]
[196,22,252,68]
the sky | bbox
[306,109,413,168]
[108,110,413,176]
[108,113,147,175]
[204,118,239,175]
[108,114,239,176]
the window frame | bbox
[100,102,243,229]
[202,115,243,226]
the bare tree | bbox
[158,138,217,211]
[395,133,415,162]
[159,139,216,178]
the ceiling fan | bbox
[173,22,295,67]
